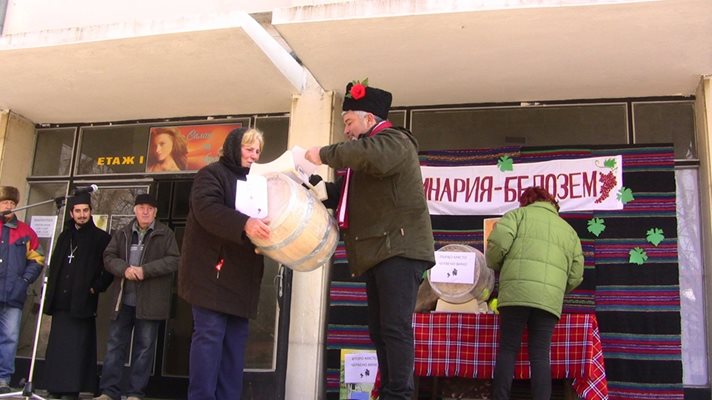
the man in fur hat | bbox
[43,191,113,400]
[0,186,44,393]
[305,81,435,400]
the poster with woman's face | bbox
[146,123,243,173]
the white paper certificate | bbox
[234,175,268,218]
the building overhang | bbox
[0,0,710,124]
[0,12,301,124]
[273,0,712,107]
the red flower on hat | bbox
[346,78,369,100]
[350,83,366,100]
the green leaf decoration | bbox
[350,77,368,86]
[497,156,514,172]
[603,158,617,169]
[646,228,665,246]
[587,217,606,237]
[629,247,648,265]
[617,187,635,204]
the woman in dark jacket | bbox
[486,186,584,400]
[178,127,270,400]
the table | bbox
[413,312,608,400]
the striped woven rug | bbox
[325,144,682,400]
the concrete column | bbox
[695,77,712,387]
[0,110,36,218]
[284,81,335,400]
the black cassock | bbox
[43,218,112,395]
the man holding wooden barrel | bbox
[306,79,436,400]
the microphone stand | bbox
[0,196,66,216]
[0,195,67,400]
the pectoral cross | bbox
[68,240,78,264]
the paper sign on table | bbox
[431,251,476,284]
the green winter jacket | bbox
[485,201,584,318]
[319,126,435,276]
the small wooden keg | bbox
[247,173,338,272]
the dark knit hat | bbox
[0,186,20,204]
[68,192,91,209]
[134,193,157,207]
[342,81,392,120]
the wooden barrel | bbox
[428,244,494,304]
[247,173,338,272]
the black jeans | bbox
[492,306,558,400]
[365,256,430,400]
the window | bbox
[31,128,75,177]
[389,110,406,127]
[255,116,289,163]
[76,126,149,175]
[410,104,628,151]
[633,101,696,160]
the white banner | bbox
[422,155,623,215]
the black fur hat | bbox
[342,81,392,120]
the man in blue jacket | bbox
[0,186,44,393]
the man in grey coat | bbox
[94,193,180,400]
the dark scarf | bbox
[219,127,251,176]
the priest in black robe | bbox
[42,192,113,400]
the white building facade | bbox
[0,1,710,399]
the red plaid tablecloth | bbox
[413,312,608,400]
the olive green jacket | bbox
[319,126,435,275]
[486,201,584,318]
